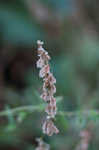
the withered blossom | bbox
[45,103,57,118]
[76,129,91,150]
[43,83,56,96]
[40,92,51,102]
[37,40,59,136]
[42,119,59,136]
[37,58,45,68]
[39,65,50,78]
[50,97,56,105]
[36,138,50,150]
[37,40,44,46]
[45,73,56,84]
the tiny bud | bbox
[37,40,44,45]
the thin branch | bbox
[0,104,44,117]
[59,110,99,118]
[0,96,62,117]
[0,104,99,120]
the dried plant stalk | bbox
[37,40,59,136]
[76,129,91,150]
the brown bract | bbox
[42,119,59,136]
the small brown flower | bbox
[39,65,50,78]
[48,84,56,95]
[41,51,51,62]
[43,84,56,96]
[45,103,57,118]
[37,58,45,68]
[40,92,51,102]
[45,73,56,84]
[50,97,56,105]
[42,119,59,136]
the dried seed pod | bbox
[42,118,59,136]
[45,103,57,118]
[39,65,50,78]
[37,58,45,68]
[40,92,51,102]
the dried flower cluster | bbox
[37,40,59,136]
[36,138,50,150]
[76,129,91,150]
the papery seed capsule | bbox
[45,103,57,118]
[41,92,51,102]
[37,58,45,68]
[50,97,56,105]
[41,52,51,61]
[48,84,56,96]
[48,73,56,84]
[39,65,50,78]
[42,119,59,136]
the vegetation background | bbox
[0,0,99,149]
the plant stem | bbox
[0,104,44,117]
[0,105,99,119]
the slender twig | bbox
[0,105,99,120]
[0,96,62,117]
[59,110,99,117]
[0,104,44,117]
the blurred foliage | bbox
[0,0,99,150]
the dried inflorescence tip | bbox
[42,118,59,136]
[76,129,91,150]
[36,138,50,150]
[37,40,59,136]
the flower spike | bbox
[37,40,59,136]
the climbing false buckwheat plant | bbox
[37,40,59,136]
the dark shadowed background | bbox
[0,0,99,150]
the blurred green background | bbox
[0,0,99,150]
